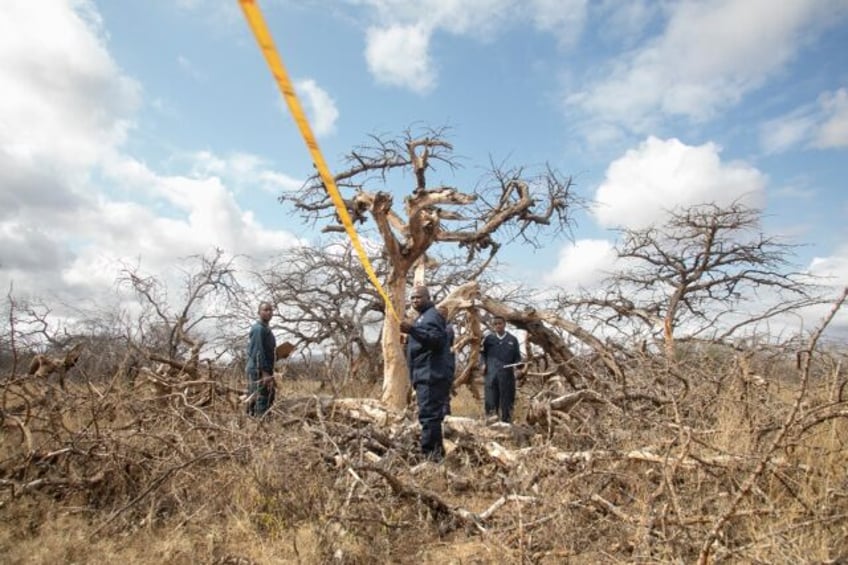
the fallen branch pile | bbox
[2,336,848,563]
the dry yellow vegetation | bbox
[2,339,847,564]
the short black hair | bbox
[410,286,430,300]
[492,315,506,323]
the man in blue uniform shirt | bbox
[246,301,277,417]
[400,286,451,461]
[482,315,522,423]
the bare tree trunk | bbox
[664,290,682,361]
[413,256,427,287]
[380,274,409,411]
[663,315,675,361]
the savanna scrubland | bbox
[3,131,847,564]
[2,302,847,564]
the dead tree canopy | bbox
[256,245,386,379]
[282,127,582,410]
[283,127,580,270]
[118,248,245,377]
[568,202,819,358]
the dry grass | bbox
[2,344,848,564]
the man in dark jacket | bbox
[400,286,451,461]
[246,301,277,417]
[482,315,522,423]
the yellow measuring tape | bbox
[238,0,399,321]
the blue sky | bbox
[1,0,847,320]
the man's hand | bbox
[400,320,413,333]
[260,373,275,389]
[515,367,527,386]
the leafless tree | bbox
[0,289,133,388]
[254,245,385,381]
[284,127,581,409]
[118,248,246,376]
[2,284,21,377]
[0,284,84,379]
[567,202,820,360]
[253,242,500,384]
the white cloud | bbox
[594,0,659,46]
[101,156,303,256]
[545,239,617,290]
[0,223,70,273]
[38,155,304,300]
[0,1,303,304]
[567,0,846,138]
[0,0,140,170]
[814,88,848,149]
[0,0,136,299]
[809,246,848,287]
[804,247,848,335]
[788,250,848,346]
[184,151,304,194]
[1,151,304,302]
[365,24,436,93]
[295,79,340,137]
[356,0,588,92]
[760,88,848,153]
[356,0,512,37]
[774,179,816,200]
[594,137,766,229]
[760,112,818,154]
[527,0,588,46]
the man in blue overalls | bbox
[482,315,522,423]
[401,286,451,461]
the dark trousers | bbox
[415,378,451,460]
[246,372,274,417]
[484,371,515,422]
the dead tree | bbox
[285,127,580,409]
[1,289,85,380]
[478,294,626,388]
[570,202,818,360]
[118,248,245,377]
[255,243,496,383]
[255,245,386,381]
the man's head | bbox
[492,315,506,336]
[409,286,431,313]
[258,302,274,323]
